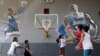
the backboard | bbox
[34,14,58,29]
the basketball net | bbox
[42,19,51,37]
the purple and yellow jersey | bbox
[7,16,19,32]
[8,16,18,27]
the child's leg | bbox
[88,49,93,56]
[84,50,88,56]
[59,47,65,56]
[83,49,92,56]
[5,33,10,40]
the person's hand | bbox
[29,50,32,54]
[30,51,32,54]
[18,46,23,49]
[75,45,79,50]
[91,39,96,44]
[75,45,81,51]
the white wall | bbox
[0,0,100,43]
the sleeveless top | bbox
[8,16,18,27]
[82,32,93,50]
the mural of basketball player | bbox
[5,8,20,40]
[64,4,98,40]
[57,4,99,41]
[4,1,28,39]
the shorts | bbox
[59,47,65,56]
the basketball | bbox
[21,0,28,7]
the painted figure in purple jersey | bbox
[5,8,20,40]
[64,4,98,40]
[8,8,19,32]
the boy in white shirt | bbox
[7,37,21,56]
[57,35,66,56]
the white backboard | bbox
[34,14,58,29]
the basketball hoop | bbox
[42,19,51,37]
[35,14,58,38]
